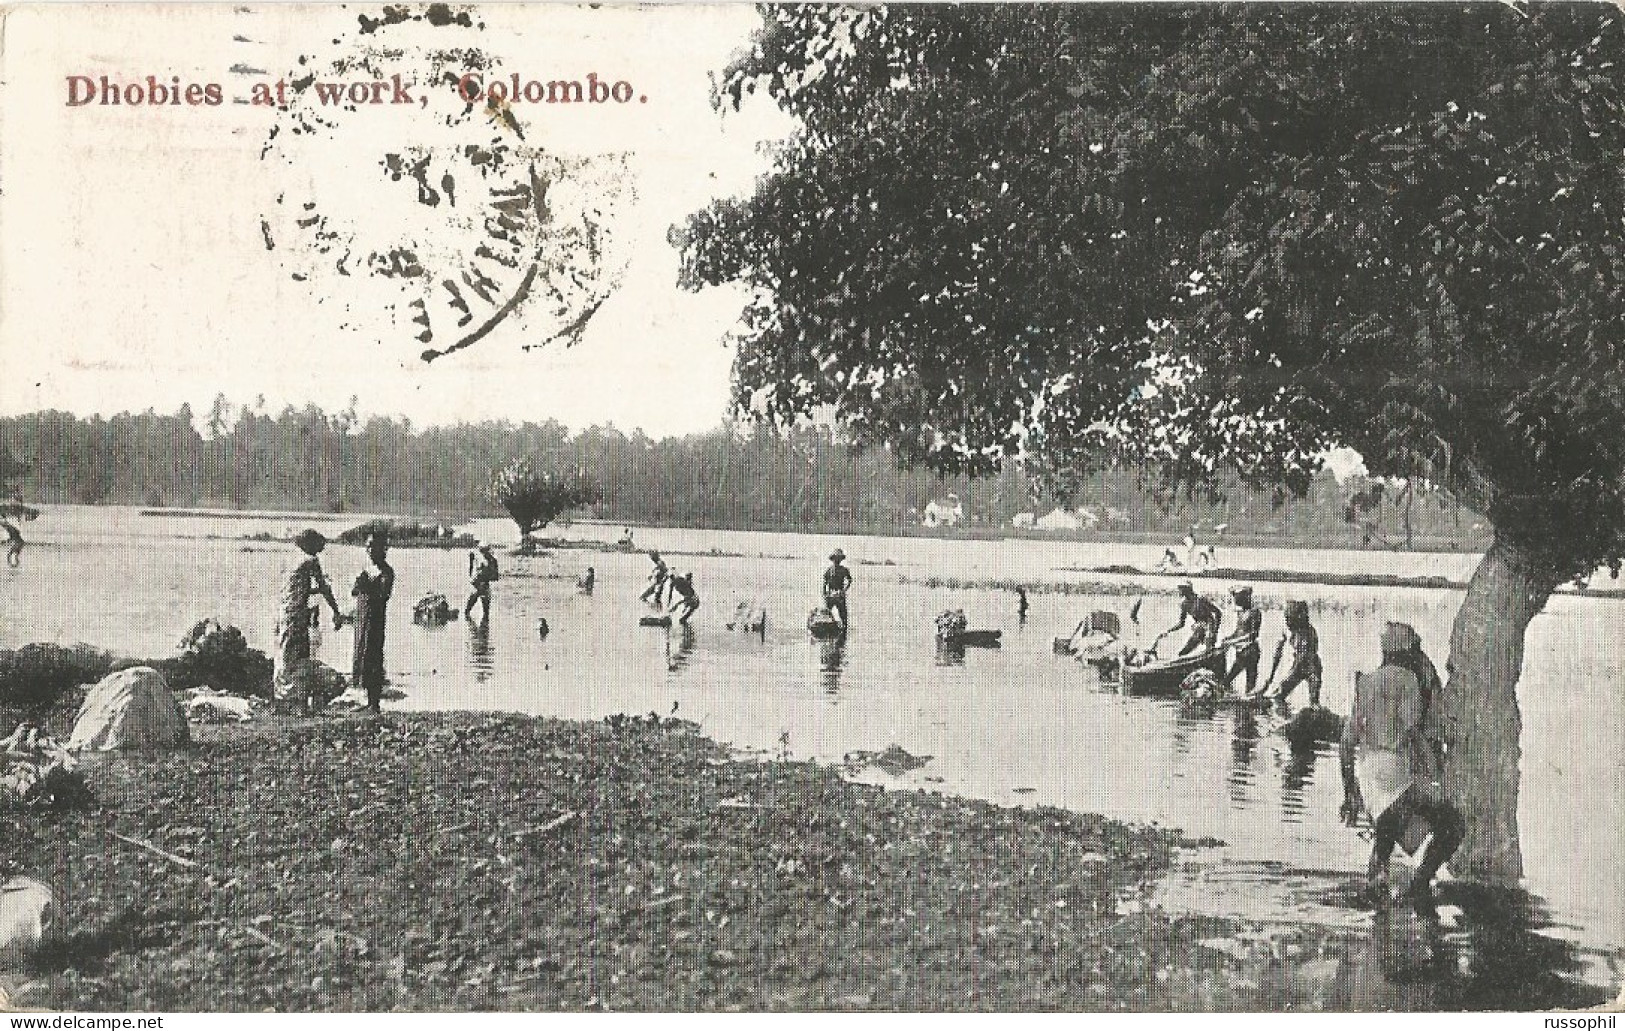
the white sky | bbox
[0,3,792,439]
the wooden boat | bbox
[1121,649,1225,696]
[807,608,845,640]
[938,628,1002,648]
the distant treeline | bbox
[0,399,1482,544]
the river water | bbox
[2,506,1620,991]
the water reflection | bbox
[817,631,847,694]
[1333,882,1618,1010]
[1280,744,1320,823]
[1230,704,1261,805]
[934,639,966,667]
[467,620,493,684]
[665,624,696,673]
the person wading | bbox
[1219,585,1262,694]
[1,520,23,568]
[1340,623,1466,916]
[823,549,854,628]
[639,551,669,605]
[274,529,344,713]
[1261,600,1323,705]
[351,531,396,716]
[666,570,700,625]
[464,542,500,623]
[1161,580,1222,657]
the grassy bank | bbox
[1,712,1610,1011]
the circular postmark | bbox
[251,5,636,363]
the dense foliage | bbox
[0,402,1478,543]
[678,3,1625,880]
[679,3,1625,576]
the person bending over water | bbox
[1263,600,1322,705]
[1162,580,1221,657]
[666,570,700,625]
[639,551,669,605]
[1,520,22,567]
[1340,623,1465,917]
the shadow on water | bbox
[1324,880,1620,1010]
[1158,862,1618,1010]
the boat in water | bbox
[1120,649,1226,697]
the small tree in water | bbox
[492,461,602,539]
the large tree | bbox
[678,3,1625,880]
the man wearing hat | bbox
[464,541,500,623]
[1162,580,1222,657]
[1340,623,1465,915]
[274,529,344,709]
[1219,585,1262,695]
[823,549,854,628]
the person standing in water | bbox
[1340,623,1465,916]
[639,551,669,605]
[823,549,854,628]
[1219,585,1262,695]
[1,519,22,567]
[351,531,396,716]
[666,570,700,625]
[1263,600,1323,705]
[1163,580,1222,657]
[273,529,344,711]
[464,542,499,623]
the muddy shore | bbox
[0,712,1611,1011]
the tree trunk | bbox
[1438,536,1558,883]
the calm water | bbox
[3,506,1620,986]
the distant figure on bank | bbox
[1263,600,1322,705]
[1219,586,1262,694]
[667,570,700,625]
[1163,580,1222,657]
[1155,547,1184,573]
[352,531,396,716]
[274,529,344,701]
[1183,526,1199,569]
[577,566,595,594]
[639,551,669,605]
[823,549,854,627]
[1,520,22,567]
[464,542,500,622]
[618,527,636,549]
[1340,623,1465,916]
[1015,585,1029,624]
